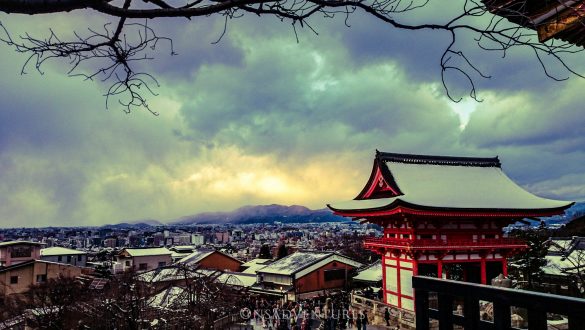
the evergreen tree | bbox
[508,222,549,289]
[258,244,272,259]
[276,244,288,260]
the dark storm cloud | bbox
[175,33,462,161]
[133,16,245,81]
[1,2,584,227]
[462,86,585,149]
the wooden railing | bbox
[351,292,415,328]
[213,313,242,330]
[364,238,527,250]
[412,276,585,330]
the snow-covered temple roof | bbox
[328,152,573,217]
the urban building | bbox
[0,260,86,296]
[177,248,243,272]
[251,251,362,301]
[114,247,172,273]
[41,246,87,267]
[0,241,43,267]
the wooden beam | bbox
[536,4,585,42]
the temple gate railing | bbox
[412,276,585,330]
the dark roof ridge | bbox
[375,150,501,168]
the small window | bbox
[77,255,82,261]
[36,274,47,283]
[125,261,130,266]
[388,234,396,238]
[67,256,72,263]
[324,269,345,281]
[420,234,433,239]
[58,256,62,262]
[485,234,496,239]
[402,234,411,239]
[10,276,18,284]
[139,263,148,270]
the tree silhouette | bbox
[258,244,272,259]
[0,0,583,113]
[508,222,549,290]
[276,244,288,259]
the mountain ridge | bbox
[171,204,348,225]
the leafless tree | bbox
[0,276,86,330]
[548,239,585,297]
[0,0,584,114]
[146,263,249,328]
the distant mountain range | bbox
[171,204,349,225]
[102,219,165,229]
[542,201,585,226]
[103,204,350,228]
[105,201,585,228]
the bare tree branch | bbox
[0,0,583,113]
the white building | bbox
[40,247,87,267]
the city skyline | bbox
[1,3,585,228]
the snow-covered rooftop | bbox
[148,286,189,309]
[124,247,171,257]
[257,252,331,275]
[242,258,272,274]
[138,266,217,282]
[543,255,582,276]
[216,272,257,287]
[177,249,215,264]
[41,247,86,256]
[242,258,272,267]
[329,152,572,213]
[170,245,196,252]
[353,260,383,283]
[257,251,362,276]
[0,241,44,247]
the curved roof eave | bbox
[328,199,574,218]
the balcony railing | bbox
[364,238,527,250]
[413,276,585,330]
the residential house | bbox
[0,241,43,267]
[177,249,242,272]
[40,246,87,267]
[542,237,585,296]
[114,247,172,273]
[0,260,85,296]
[251,251,363,301]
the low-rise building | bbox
[353,260,383,288]
[0,241,43,267]
[177,248,243,272]
[0,260,85,296]
[114,247,172,273]
[40,246,87,267]
[251,251,363,301]
[241,258,272,274]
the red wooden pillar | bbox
[437,260,443,279]
[502,259,508,277]
[480,258,487,285]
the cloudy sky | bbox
[1,2,584,227]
